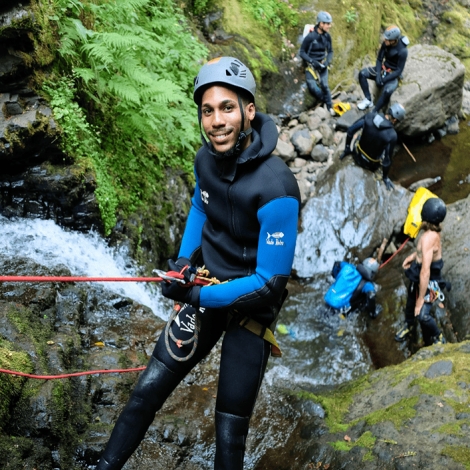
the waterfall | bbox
[0,216,168,319]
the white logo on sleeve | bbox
[266,232,285,246]
[200,189,209,204]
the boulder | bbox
[393,45,465,136]
[293,162,412,277]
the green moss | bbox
[438,421,466,437]
[364,396,419,429]
[0,341,33,428]
[441,445,470,470]
[329,430,377,462]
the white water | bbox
[0,216,168,319]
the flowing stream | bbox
[0,215,167,320]
[0,215,378,388]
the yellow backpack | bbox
[403,187,438,238]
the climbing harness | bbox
[227,312,282,357]
[424,280,445,303]
[355,140,380,163]
[306,64,320,82]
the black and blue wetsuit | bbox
[345,111,397,180]
[97,113,301,470]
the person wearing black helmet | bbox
[95,57,301,470]
[325,257,380,318]
[357,25,409,112]
[299,11,335,116]
[339,102,405,190]
[395,197,447,345]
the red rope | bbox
[0,366,146,380]
[0,276,165,283]
[379,238,410,269]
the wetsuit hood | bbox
[200,112,278,164]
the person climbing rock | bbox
[95,57,301,470]
[395,197,448,345]
[357,25,409,113]
[299,11,335,116]
[325,257,380,318]
[339,102,406,190]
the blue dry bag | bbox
[324,263,362,310]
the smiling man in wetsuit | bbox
[95,57,301,470]
[395,197,447,345]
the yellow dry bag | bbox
[403,187,438,238]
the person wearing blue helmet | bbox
[95,57,301,470]
[299,11,335,116]
[357,25,409,113]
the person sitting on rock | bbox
[299,11,335,116]
[339,103,405,191]
[357,25,409,112]
[324,258,380,318]
[395,197,448,345]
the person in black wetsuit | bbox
[395,197,447,345]
[357,25,409,113]
[95,57,301,470]
[339,102,405,190]
[299,11,335,116]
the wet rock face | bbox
[0,1,104,232]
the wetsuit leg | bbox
[358,67,376,101]
[305,69,323,102]
[318,68,332,108]
[404,281,417,327]
[417,297,441,344]
[374,78,399,113]
[97,306,226,470]
[214,319,270,470]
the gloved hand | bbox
[311,60,324,70]
[161,280,200,307]
[161,258,201,307]
[375,74,383,87]
[383,177,395,190]
[339,146,352,160]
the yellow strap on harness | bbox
[229,313,282,357]
[306,65,319,81]
[356,141,380,163]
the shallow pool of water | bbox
[390,120,470,203]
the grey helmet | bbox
[193,57,256,105]
[357,258,379,282]
[317,11,332,23]
[421,197,446,225]
[388,103,406,121]
[384,25,401,41]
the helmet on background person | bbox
[193,57,256,106]
[384,25,401,41]
[357,258,380,282]
[317,11,332,24]
[421,197,447,225]
[388,103,406,121]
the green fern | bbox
[42,0,208,231]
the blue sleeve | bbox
[199,196,299,308]
[178,172,206,260]
[362,281,375,294]
[383,48,408,83]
